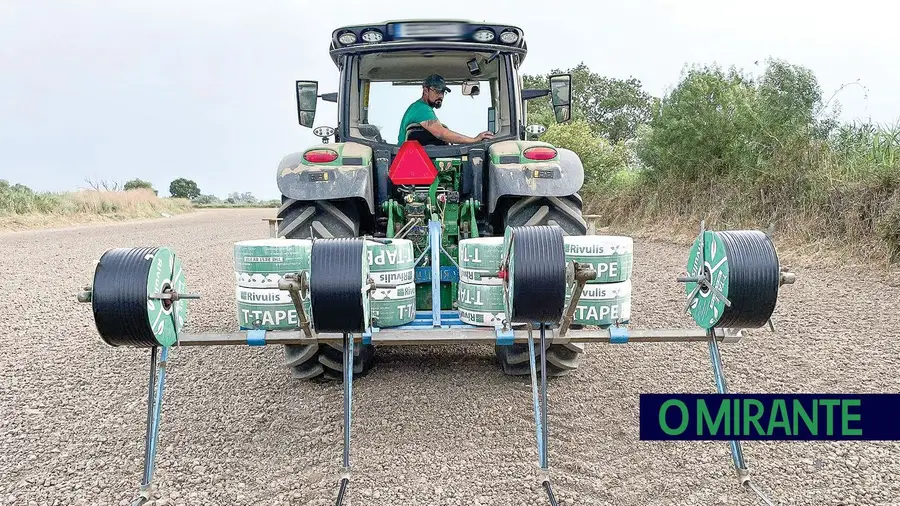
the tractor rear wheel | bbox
[500,195,588,235]
[496,194,588,377]
[278,197,360,239]
[276,197,376,380]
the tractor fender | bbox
[276,142,375,215]
[486,141,585,214]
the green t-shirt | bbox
[398,98,438,143]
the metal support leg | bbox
[527,326,544,466]
[131,345,169,506]
[707,331,776,506]
[527,324,559,506]
[428,219,442,327]
[539,325,549,472]
[335,332,354,506]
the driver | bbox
[398,74,494,144]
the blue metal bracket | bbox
[609,326,629,344]
[415,266,459,283]
[362,327,379,345]
[400,310,472,329]
[247,329,267,346]
[495,326,515,346]
[428,219,442,328]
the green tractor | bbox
[275,20,589,380]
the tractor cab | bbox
[294,20,573,149]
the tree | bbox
[193,194,221,205]
[754,57,827,151]
[634,63,757,181]
[523,62,653,143]
[124,178,158,195]
[226,192,258,205]
[169,178,200,199]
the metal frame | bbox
[174,325,738,347]
[79,219,789,506]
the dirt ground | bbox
[1,208,898,506]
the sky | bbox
[2,0,899,200]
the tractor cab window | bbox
[346,50,513,145]
[362,81,494,145]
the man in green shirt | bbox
[397,74,494,145]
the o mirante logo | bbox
[640,394,898,441]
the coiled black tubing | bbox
[509,225,566,323]
[713,230,780,328]
[310,238,367,333]
[92,247,161,347]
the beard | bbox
[428,97,443,108]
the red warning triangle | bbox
[389,141,438,185]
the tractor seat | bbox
[405,124,448,146]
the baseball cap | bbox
[423,74,451,93]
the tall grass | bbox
[0,181,193,223]
[586,122,900,263]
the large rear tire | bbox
[276,197,376,381]
[278,197,360,239]
[501,195,588,235]
[496,195,588,377]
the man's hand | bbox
[475,131,494,141]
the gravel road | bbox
[1,208,899,506]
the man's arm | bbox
[420,119,490,144]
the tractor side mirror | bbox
[549,74,572,123]
[296,80,319,128]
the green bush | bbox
[226,192,258,205]
[124,178,157,195]
[192,194,221,205]
[539,120,631,189]
[0,180,61,214]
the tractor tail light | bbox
[304,149,339,163]
[523,147,557,161]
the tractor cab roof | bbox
[328,19,528,67]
